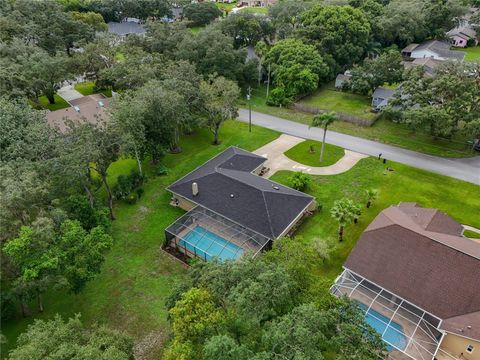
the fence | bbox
[290,102,378,127]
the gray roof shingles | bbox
[168,147,314,239]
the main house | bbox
[331,203,480,360]
[165,147,316,262]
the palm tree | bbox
[310,111,336,163]
[365,189,378,208]
[330,198,355,242]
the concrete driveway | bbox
[253,134,368,178]
[238,109,480,185]
[58,84,83,103]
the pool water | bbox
[179,226,244,261]
[358,303,408,351]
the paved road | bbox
[238,109,480,185]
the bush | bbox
[289,172,311,191]
[112,170,145,200]
[0,291,16,321]
[184,2,222,26]
[266,87,292,107]
[126,193,138,205]
[155,164,169,176]
[136,187,144,199]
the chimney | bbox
[192,182,198,196]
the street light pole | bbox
[247,86,252,132]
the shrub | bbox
[267,88,292,107]
[136,187,144,199]
[62,195,110,231]
[126,193,138,205]
[289,172,311,191]
[155,164,169,176]
[112,170,145,200]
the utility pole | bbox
[266,63,271,100]
[247,86,252,132]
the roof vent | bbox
[230,194,234,198]
[74,106,80,112]
[98,101,104,107]
[273,185,280,190]
[192,182,198,196]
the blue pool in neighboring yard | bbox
[179,226,244,261]
[358,303,408,351]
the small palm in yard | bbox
[330,198,356,241]
[309,111,337,163]
[365,189,378,208]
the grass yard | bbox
[74,81,112,97]
[37,94,70,111]
[215,1,237,12]
[300,84,376,120]
[453,46,480,63]
[189,26,203,33]
[242,85,476,158]
[284,140,345,167]
[0,121,280,359]
[239,6,268,14]
[464,229,480,239]
[271,157,480,281]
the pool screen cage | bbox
[165,206,270,261]
[331,269,444,360]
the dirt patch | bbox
[134,329,170,360]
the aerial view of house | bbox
[165,147,316,261]
[332,203,480,360]
[1,1,479,359]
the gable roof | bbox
[447,26,477,39]
[372,87,396,100]
[344,203,480,339]
[411,40,465,60]
[167,147,314,239]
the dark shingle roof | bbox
[168,147,314,239]
[108,22,145,36]
[344,203,480,339]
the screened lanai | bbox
[165,206,270,262]
[331,269,444,360]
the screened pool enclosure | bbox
[165,206,270,262]
[331,269,444,360]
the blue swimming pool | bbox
[358,303,408,351]
[179,226,244,261]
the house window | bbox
[466,345,474,353]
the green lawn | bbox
[453,46,480,63]
[284,140,345,167]
[115,52,125,61]
[37,94,70,111]
[1,121,280,359]
[300,85,376,120]
[271,158,480,280]
[239,6,268,14]
[243,85,475,158]
[189,26,203,34]
[74,81,112,97]
[215,1,237,12]
[464,229,480,239]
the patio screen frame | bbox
[165,206,271,261]
[331,268,445,360]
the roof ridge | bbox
[261,191,275,239]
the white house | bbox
[401,40,465,61]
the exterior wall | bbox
[278,200,317,238]
[439,333,480,360]
[450,35,468,48]
[172,195,197,211]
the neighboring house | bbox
[165,147,316,262]
[47,94,110,132]
[401,40,465,61]
[108,19,145,37]
[335,71,352,89]
[402,57,443,77]
[447,26,478,48]
[331,203,480,360]
[371,86,401,112]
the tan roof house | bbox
[332,202,480,360]
[47,94,110,132]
